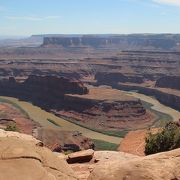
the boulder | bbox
[0,130,77,180]
[68,151,137,180]
[88,148,180,180]
[67,149,94,164]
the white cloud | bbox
[6,16,62,21]
[153,0,180,7]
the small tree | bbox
[145,121,180,155]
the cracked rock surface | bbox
[0,131,77,180]
[88,148,180,180]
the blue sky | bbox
[0,0,180,36]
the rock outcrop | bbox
[0,75,88,109]
[0,130,77,180]
[156,76,180,90]
[88,148,180,180]
[0,129,180,180]
[58,87,154,131]
[37,128,94,152]
[0,77,154,131]
[68,151,138,180]
[67,149,94,164]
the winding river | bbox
[124,91,180,121]
[0,96,122,144]
[0,91,179,144]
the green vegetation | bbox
[64,150,74,155]
[141,101,173,127]
[99,130,128,138]
[47,118,61,127]
[145,122,180,155]
[5,123,18,132]
[0,97,30,119]
[58,115,127,138]
[0,96,121,144]
[93,139,119,151]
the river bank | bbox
[0,96,122,144]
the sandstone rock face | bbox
[156,76,180,90]
[67,149,94,164]
[59,87,153,131]
[88,148,180,180]
[0,75,88,109]
[0,130,77,180]
[69,151,138,180]
[118,130,148,156]
[0,129,40,143]
[91,151,138,163]
[25,75,88,95]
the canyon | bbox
[0,34,179,146]
[0,76,154,131]
[0,34,180,179]
[0,35,179,119]
[0,100,95,152]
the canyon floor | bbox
[0,36,179,147]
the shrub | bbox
[47,118,61,127]
[145,121,180,155]
[5,123,18,132]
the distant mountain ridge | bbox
[42,34,180,51]
[1,33,180,50]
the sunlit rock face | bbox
[88,148,180,180]
[0,129,77,180]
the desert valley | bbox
[0,34,179,179]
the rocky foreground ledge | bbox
[0,129,77,180]
[0,129,179,180]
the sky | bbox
[0,0,180,36]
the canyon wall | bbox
[156,76,180,90]
[114,83,180,111]
[56,90,154,131]
[42,34,180,50]
[95,72,180,111]
[0,75,88,109]
[0,76,153,131]
[95,72,144,84]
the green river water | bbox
[0,91,179,144]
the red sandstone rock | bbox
[67,149,94,164]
